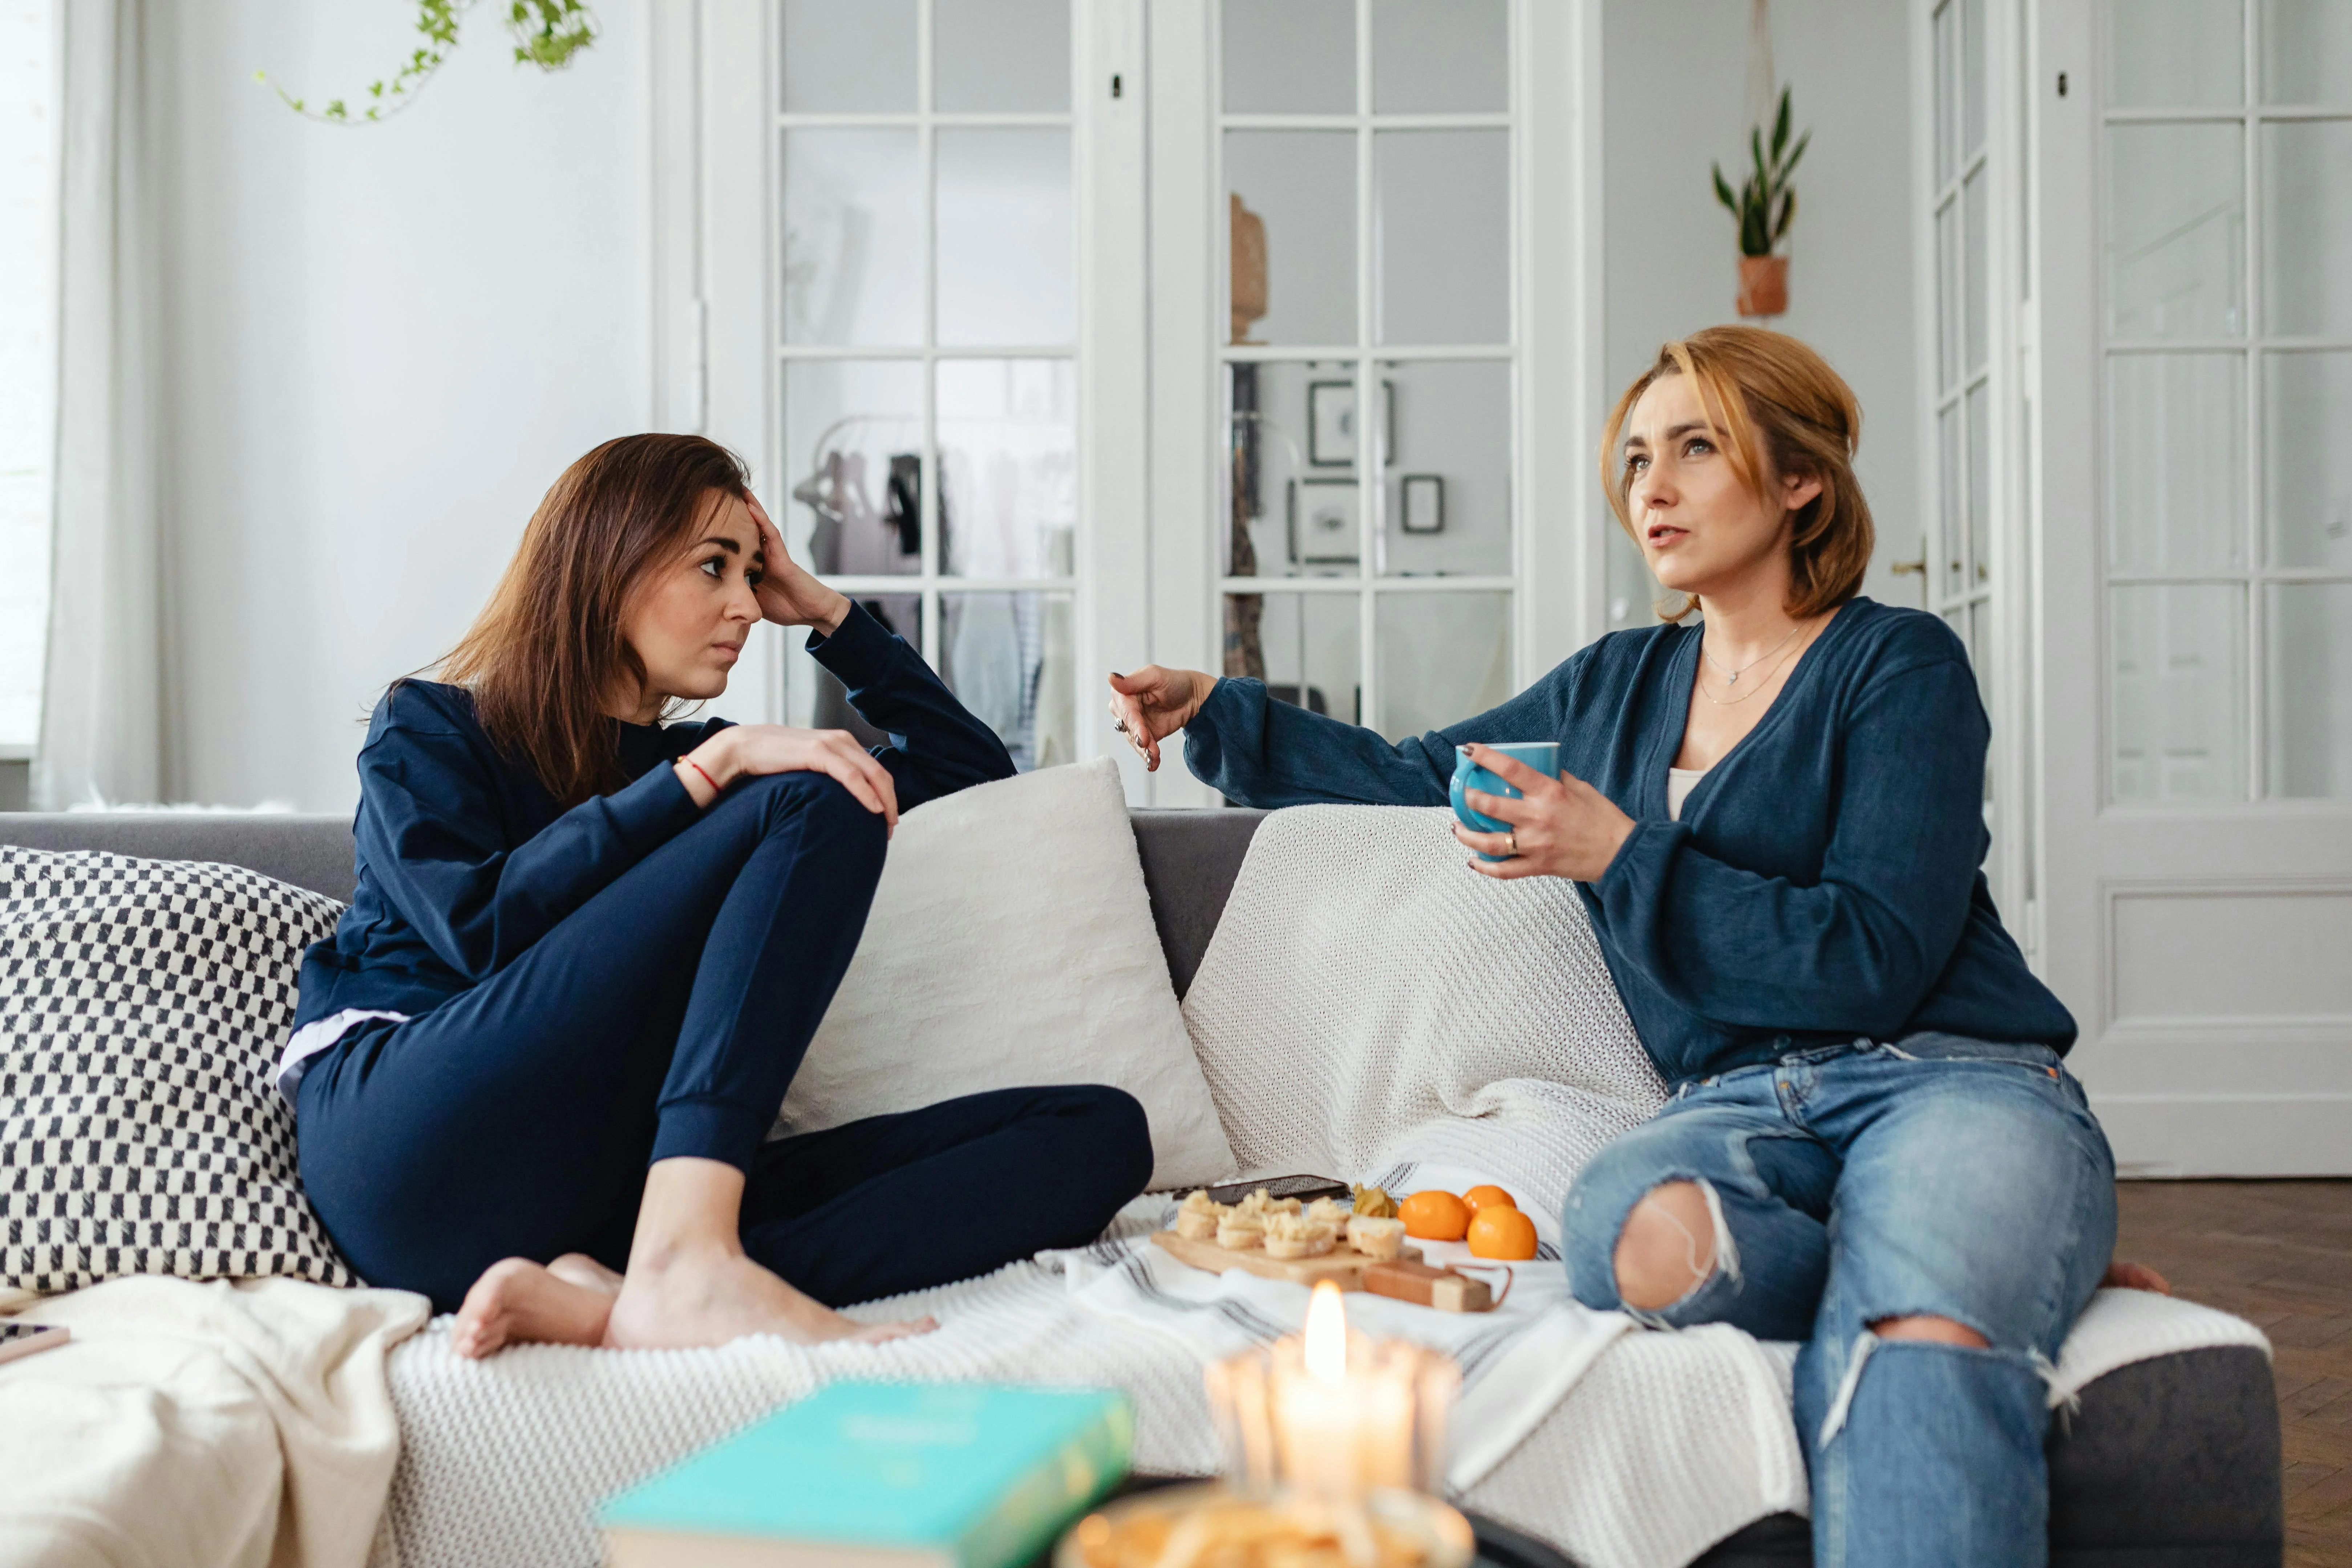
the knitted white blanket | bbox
[367,806,2267,1568]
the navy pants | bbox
[297,770,1155,1313]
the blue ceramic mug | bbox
[1450,742,1561,862]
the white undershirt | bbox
[1667,766,1707,822]
[275,1010,409,1102]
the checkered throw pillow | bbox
[0,845,357,1292]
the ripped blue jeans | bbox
[1561,1034,2116,1568]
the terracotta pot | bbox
[1737,254,1789,317]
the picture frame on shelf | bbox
[1290,477,1360,565]
[1306,380,1396,468]
[1400,473,1445,534]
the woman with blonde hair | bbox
[291,433,1152,1357]
[1110,326,2151,1567]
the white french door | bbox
[2035,0,2352,1174]
[687,0,1150,785]
[1915,0,2035,931]
[1138,0,1598,805]
[674,1,1595,807]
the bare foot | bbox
[600,1244,938,1351]
[548,1252,626,1296]
[450,1257,622,1358]
[2102,1258,2173,1296]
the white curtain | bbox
[33,0,158,810]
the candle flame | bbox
[1304,1280,1347,1385]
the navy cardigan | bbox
[1183,597,2076,1086]
[295,604,1014,1028]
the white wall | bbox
[1600,0,1920,629]
[152,1,653,811]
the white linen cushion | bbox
[776,758,1236,1190]
[0,847,357,1292]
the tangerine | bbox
[1461,1184,1517,1214]
[1466,1206,1539,1261]
[1397,1189,1471,1241]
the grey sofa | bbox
[1,810,2284,1568]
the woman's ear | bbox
[1780,468,1825,515]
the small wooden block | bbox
[1149,1229,1422,1288]
[1363,1259,1495,1313]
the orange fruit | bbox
[1467,1206,1539,1261]
[1397,1190,1471,1242]
[1461,1184,1517,1215]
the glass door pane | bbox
[782,130,924,345]
[1381,360,1510,576]
[2260,120,2352,336]
[1375,593,1511,740]
[2260,0,2352,102]
[2266,582,2352,796]
[936,128,1073,346]
[937,358,1075,577]
[1240,592,1361,718]
[1374,130,1509,345]
[2110,583,2249,803]
[940,591,1075,769]
[782,0,917,112]
[1371,0,1507,112]
[2106,123,2245,339]
[784,360,925,574]
[934,0,1070,111]
[1224,130,1357,346]
[1226,361,1351,579]
[2108,0,2244,107]
[2108,354,2245,571]
[1223,0,1355,114]
[2263,352,2352,570]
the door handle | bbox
[1890,558,1926,576]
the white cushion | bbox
[777,758,1237,1190]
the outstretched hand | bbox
[1452,743,1638,883]
[1106,666,1216,772]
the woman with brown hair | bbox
[1109,327,2154,1567]
[288,433,1151,1356]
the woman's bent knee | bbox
[1613,1180,1718,1310]
[1069,1085,1154,1199]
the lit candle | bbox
[1263,1283,1424,1497]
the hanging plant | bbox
[255,1,597,126]
[1711,87,1810,317]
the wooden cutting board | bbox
[1149,1229,1423,1288]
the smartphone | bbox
[0,1322,69,1366]
[1195,1174,1353,1207]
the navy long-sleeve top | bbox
[1184,597,2076,1086]
[295,604,1014,1029]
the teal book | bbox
[598,1381,1134,1568]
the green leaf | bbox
[1774,188,1796,243]
[1782,128,1811,181]
[1771,87,1791,159]
[1713,164,1739,214]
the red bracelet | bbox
[685,759,719,796]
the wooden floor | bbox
[2114,1180,2352,1567]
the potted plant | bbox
[1713,87,1809,317]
